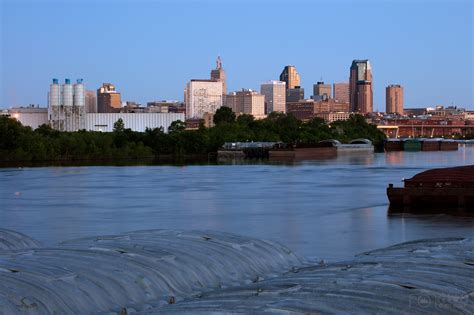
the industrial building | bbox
[85,113,184,132]
[3,79,186,133]
[3,106,48,129]
[48,78,86,131]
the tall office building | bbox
[210,56,227,95]
[386,84,404,114]
[349,60,373,113]
[279,65,301,90]
[97,83,121,113]
[225,89,265,119]
[333,82,349,103]
[313,82,332,101]
[185,80,223,119]
[48,78,85,131]
[260,80,286,114]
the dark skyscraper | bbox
[349,60,373,113]
[286,87,305,103]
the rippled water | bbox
[1,145,473,261]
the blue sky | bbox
[1,0,473,110]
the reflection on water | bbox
[0,146,473,261]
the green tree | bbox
[236,114,255,127]
[213,107,236,125]
[113,118,127,148]
[168,120,186,134]
[113,118,125,133]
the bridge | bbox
[377,124,474,138]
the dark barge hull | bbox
[387,186,474,212]
[387,165,474,214]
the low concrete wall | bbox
[1,230,473,314]
[153,237,474,314]
[0,229,302,314]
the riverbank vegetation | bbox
[0,110,386,162]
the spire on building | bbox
[211,56,226,95]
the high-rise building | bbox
[48,78,85,131]
[260,80,286,114]
[356,81,372,114]
[85,90,97,113]
[279,65,301,89]
[286,87,304,103]
[386,84,404,114]
[224,89,265,119]
[210,56,227,95]
[333,82,349,103]
[97,83,121,113]
[349,60,373,113]
[313,82,332,101]
[185,80,223,119]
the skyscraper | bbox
[349,60,373,113]
[333,82,349,103]
[313,82,332,101]
[386,84,404,114]
[185,80,223,118]
[97,83,121,113]
[279,65,301,90]
[260,80,286,114]
[210,56,226,95]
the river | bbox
[1,145,473,261]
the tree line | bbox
[0,108,387,163]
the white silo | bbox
[73,79,85,107]
[48,78,61,107]
[62,79,73,106]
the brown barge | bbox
[387,165,474,212]
[269,142,337,161]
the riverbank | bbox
[1,229,472,314]
[0,113,386,164]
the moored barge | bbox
[387,165,474,212]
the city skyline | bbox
[1,0,473,110]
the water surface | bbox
[1,145,473,261]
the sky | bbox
[1,0,473,111]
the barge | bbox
[384,138,459,152]
[387,165,474,212]
[268,142,337,161]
